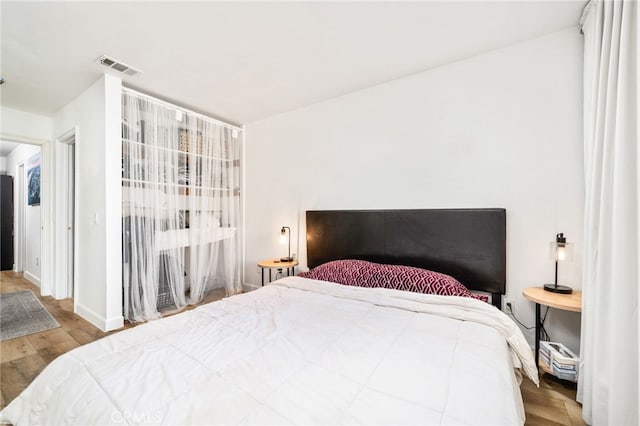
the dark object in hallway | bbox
[0,175,14,271]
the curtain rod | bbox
[121,86,243,132]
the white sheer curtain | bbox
[578,1,638,424]
[122,89,242,322]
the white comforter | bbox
[1,277,537,425]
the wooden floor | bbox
[522,371,585,425]
[0,271,585,425]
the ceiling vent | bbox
[96,55,142,77]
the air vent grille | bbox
[96,55,142,77]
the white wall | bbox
[0,157,7,174]
[52,74,123,331]
[1,107,52,142]
[6,144,42,285]
[245,28,584,353]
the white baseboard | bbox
[24,271,40,287]
[75,302,124,332]
[75,303,104,330]
[104,315,124,332]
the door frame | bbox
[55,127,78,300]
[15,162,26,273]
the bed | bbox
[0,208,537,425]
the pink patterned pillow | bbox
[298,259,488,302]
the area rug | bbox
[0,290,60,341]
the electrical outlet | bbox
[504,299,514,314]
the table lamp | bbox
[279,226,293,262]
[544,233,573,294]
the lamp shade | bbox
[549,233,573,262]
[544,232,573,294]
[280,226,292,262]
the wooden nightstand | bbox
[258,259,298,286]
[522,287,582,371]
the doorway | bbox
[0,141,43,287]
[0,141,43,290]
[0,134,54,298]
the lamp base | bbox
[543,283,573,294]
[280,257,293,262]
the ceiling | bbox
[1,1,585,125]
[0,140,21,157]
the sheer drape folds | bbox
[578,1,638,425]
[122,90,242,322]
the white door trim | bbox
[54,127,78,300]
[15,162,25,273]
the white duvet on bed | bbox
[1,277,537,425]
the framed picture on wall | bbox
[27,152,41,206]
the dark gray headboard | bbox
[306,208,506,308]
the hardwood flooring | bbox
[522,372,585,425]
[1,271,585,425]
